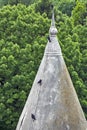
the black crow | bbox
[31,114,36,121]
[37,79,42,86]
[47,36,51,42]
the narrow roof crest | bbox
[49,6,58,36]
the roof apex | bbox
[49,8,58,35]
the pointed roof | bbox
[45,8,61,56]
[16,8,87,130]
[49,8,58,35]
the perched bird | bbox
[31,114,36,121]
[37,79,42,86]
[47,36,51,42]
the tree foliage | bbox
[35,0,53,18]
[0,0,36,6]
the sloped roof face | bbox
[16,11,87,130]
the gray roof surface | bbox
[16,10,87,130]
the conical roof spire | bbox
[16,7,87,130]
[45,7,61,56]
[49,7,58,36]
[51,7,55,26]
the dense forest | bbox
[0,0,87,130]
